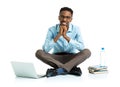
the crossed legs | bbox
[35,49,91,72]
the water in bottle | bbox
[100,47,106,67]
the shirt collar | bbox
[56,23,72,32]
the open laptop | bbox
[11,61,46,79]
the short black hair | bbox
[59,7,73,16]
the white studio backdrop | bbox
[0,0,120,87]
[0,0,119,60]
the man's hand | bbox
[60,25,70,42]
[59,25,67,36]
[54,25,70,42]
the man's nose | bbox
[62,18,67,21]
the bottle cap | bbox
[101,47,105,50]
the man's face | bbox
[58,11,72,26]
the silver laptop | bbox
[11,61,46,79]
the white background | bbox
[0,0,120,87]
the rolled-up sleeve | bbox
[42,29,55,53]
[64,27,85,52]
[69,38,85,51]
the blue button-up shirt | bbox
[43,23,85,53]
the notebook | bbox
[11,61,46,79]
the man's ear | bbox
[69,17,72,22]
[58,16,60,21]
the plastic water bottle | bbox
[100,47,105,66]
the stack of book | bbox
[88,65,108,74]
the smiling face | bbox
[58,10,72,26]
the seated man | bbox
[35,7,91,77]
